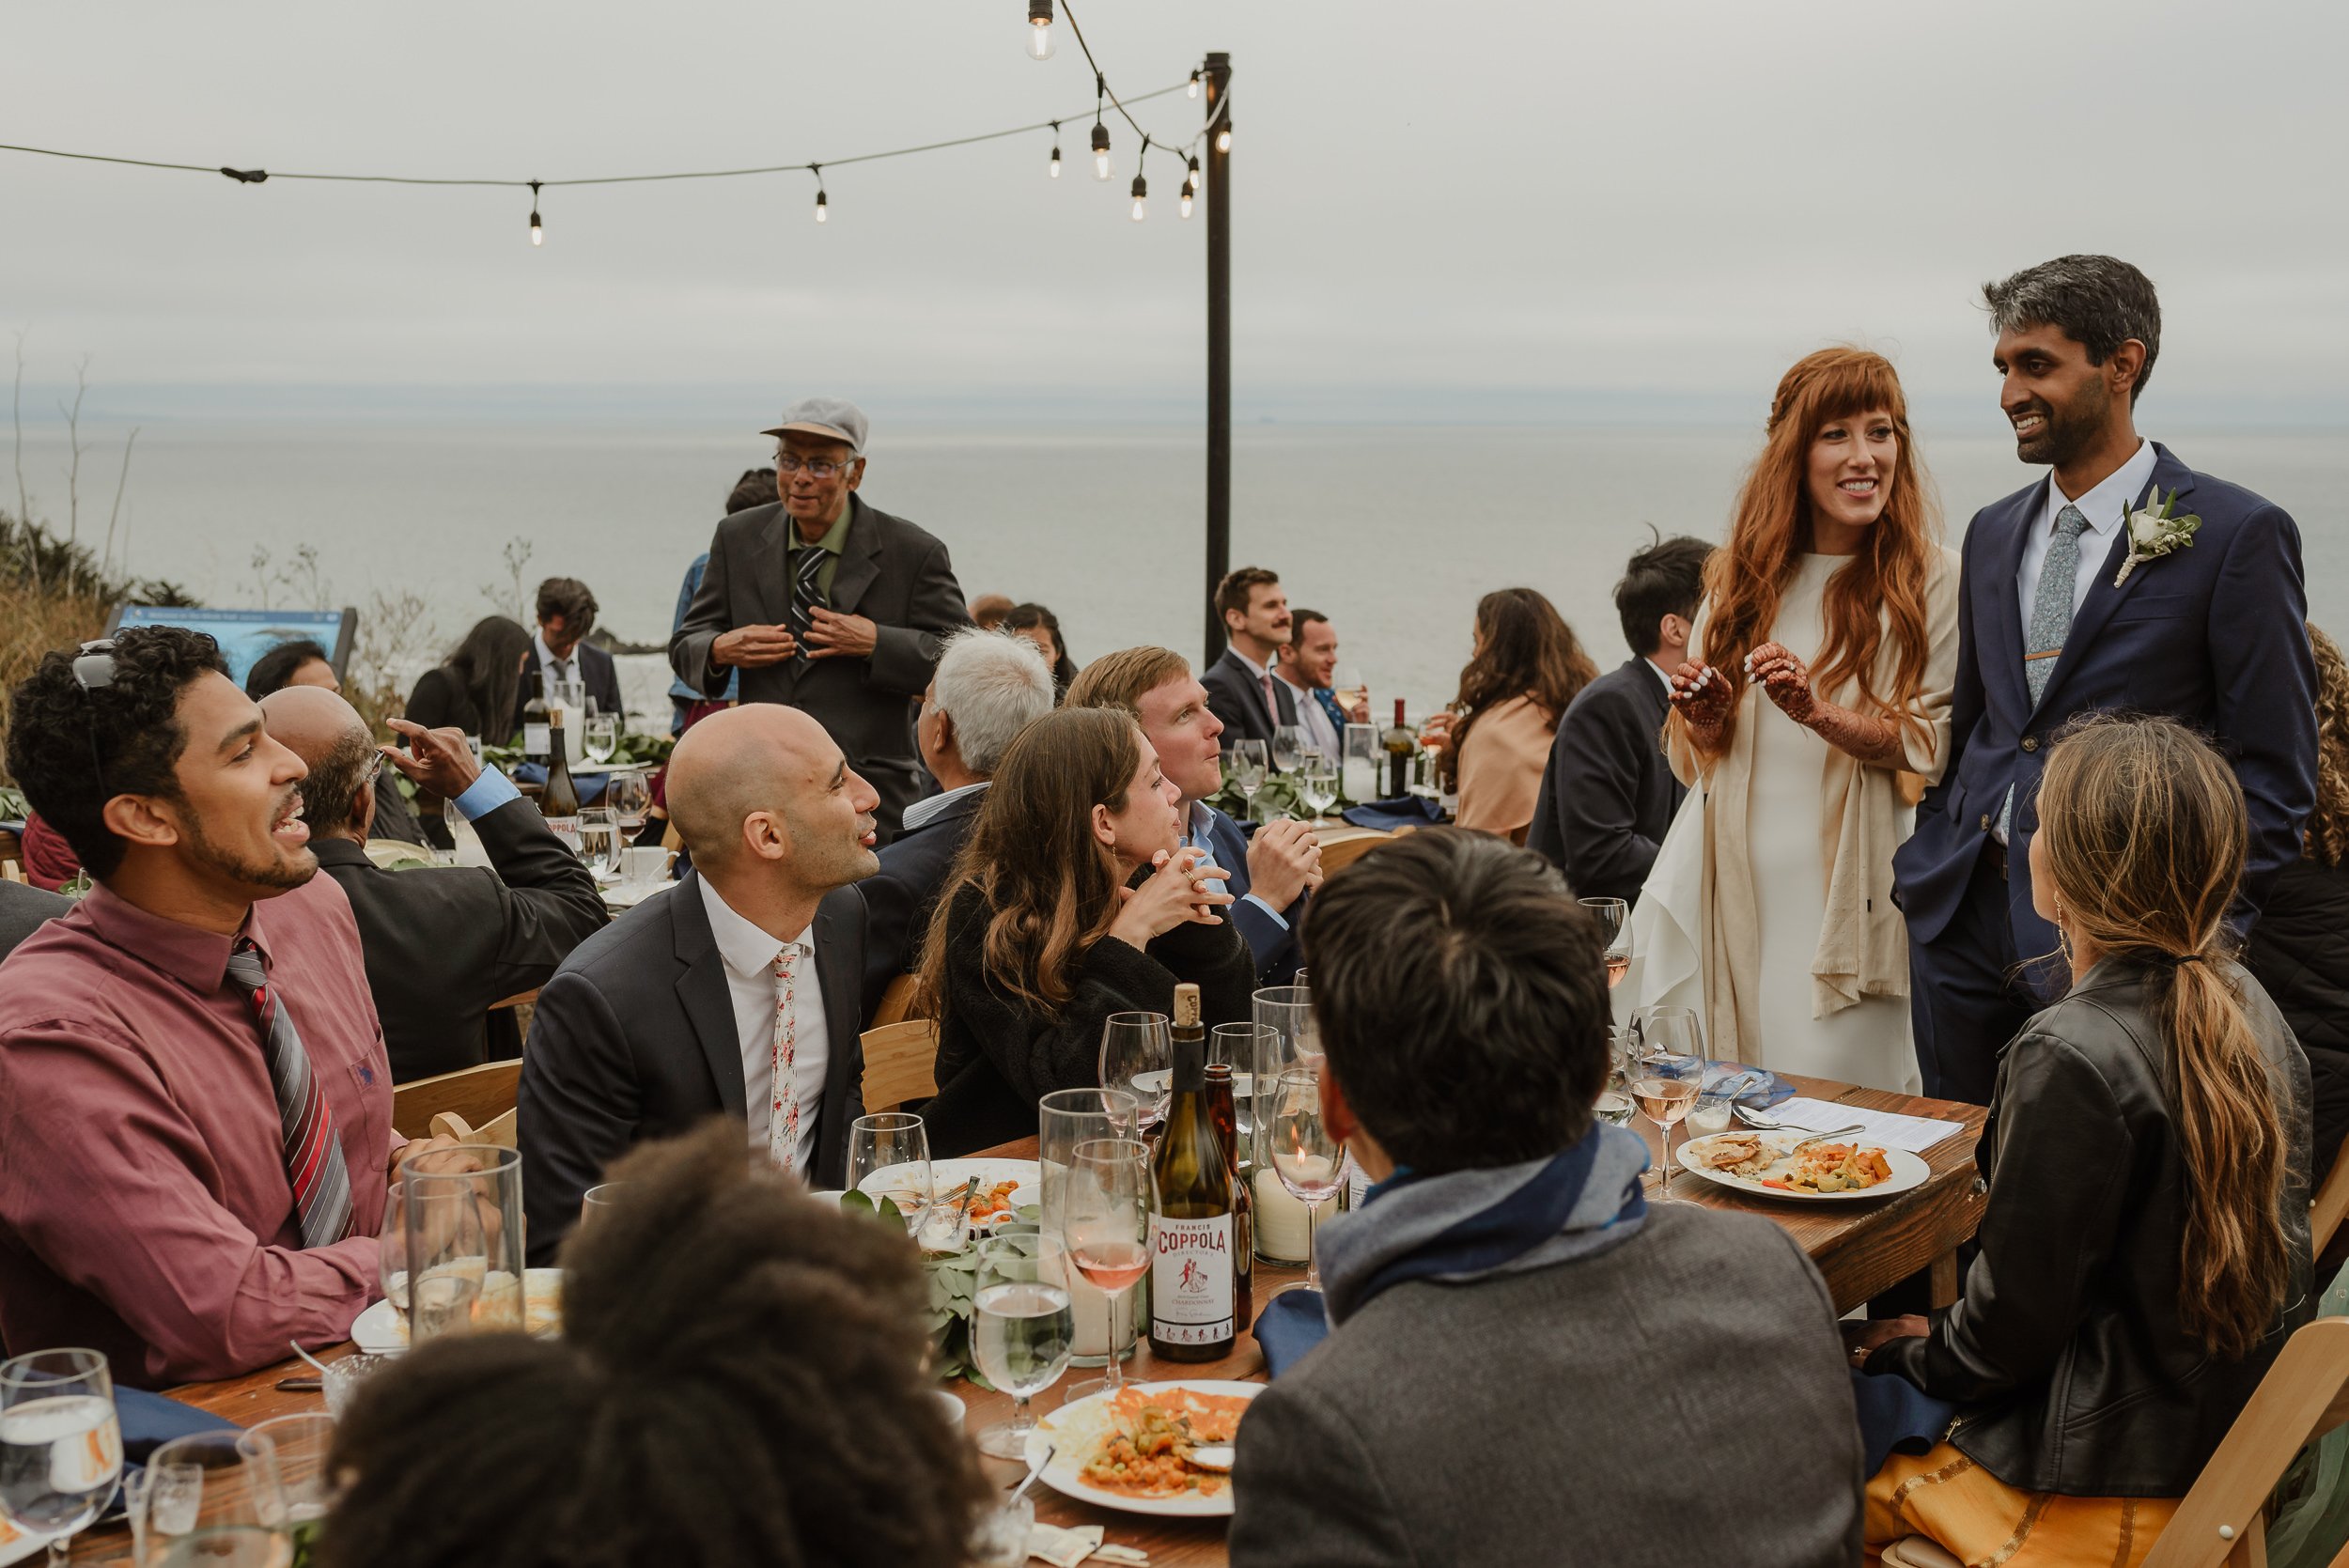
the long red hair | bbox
[1685,347,1939,754]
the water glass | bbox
[1580,897,1632,990]
[241,1414,334,1541]
[582,712,619,766]
[1097,1012,1172,1132]
[969,1235,1074,1460]
[397,1143,527,1340]
[1340,722,1380,803]
[132,1431,283,1568]
[1265,1067,1346,1293]
[1296,753,1339,819]
[1036,1088,1141,1375]
[0,1348,121,1564]
[968,1496,1034,1568]
[1062,1138,1152,1396]
[576,808,622,878]
[319,1354,395,1420]
[847,1112,932,1234]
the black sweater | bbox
[922,881,1257,1157]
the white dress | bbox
[1744,554,1920,1093]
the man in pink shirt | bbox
[0,626,419,1387]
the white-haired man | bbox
[859,629,1058,1021]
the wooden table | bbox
[76,1078,1983,1566]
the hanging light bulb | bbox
[1187,155,1203,194]
[1180,177,1195,219]
[1091,120,1112,180]
[1129,171,1147,222]
[1215,126,1232,154]
[814,189,828,223]
[1048,121,1063,179]
[1025,0,1055,60]
[527,180,543,245]
[1188,69,1202,100]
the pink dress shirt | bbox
[0,875,396,1387]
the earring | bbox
[2051,894,2076,967]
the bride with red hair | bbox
[1666,348,1961,1091]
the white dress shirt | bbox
[901,779,989,834]
[2016,440,2158,630]
[1277,672,1343,756]
[697,877,830,1176]
[533,628,576,690]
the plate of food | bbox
[350,1266,566,1353]
[1026,1380,1260,1518]
[1676,1130,1930,1203]
[859,1157,1038,1229]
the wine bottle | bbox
[1382,698,1415,799]
[540,706,582,848]
[1150,984,1236,1361]
[521,674,551,766]
[1205,1056,1253,1332]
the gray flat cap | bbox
[761,396,869,452]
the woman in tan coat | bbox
[1667,348,1960,1090]
[1422,588,1598,846]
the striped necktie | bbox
[768,944,803,1172]
[224,939,355,1248]
[788,546,826,664]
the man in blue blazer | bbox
[1068,645,1321,984]
[1894,255,2317,1103]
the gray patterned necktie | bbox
[787,545,826,664]
[2025,505,2091,706]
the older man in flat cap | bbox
[670,398,969,843]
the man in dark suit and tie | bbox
[859,629,1057,1022]
[1202,567,1299,746]
[258,686,609,1081]
[1528,534,1712,904]
[1895,254,2318,1104]
[514,578,625,732]
[519,704,878,1262]
[670,398,970,845]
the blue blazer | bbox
[1197,805,1306,984]
[1892,442,2316,974]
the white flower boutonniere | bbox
[2116,488,2202,586]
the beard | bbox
[2015,377,2110,467]
[184,807,317,893]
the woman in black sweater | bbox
[915,706,1257,1157]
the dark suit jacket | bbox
[858,785,988,1025]
[514,640,624,734]
[669,495,969,839]
[518,871,867,1262]
[0,880,70,963]
[310,797,608,1082]
[1526,659,1682,905]
[1892,442,2317,975]
[1202,647,1299,746]
[1198,806,1305,984]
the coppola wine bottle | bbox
[1382,698,1415,799]
[1149,984,1237,1361]
[521,674,552,766]
[540,706,582,848]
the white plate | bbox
[1130,1069,1255,1098]
[350,1266,566,1353]
[1025,1380,1262,1518]
[1676,1131,1932,1203]
[860,1157,1038,1226]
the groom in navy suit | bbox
[1894,255,2317,1104]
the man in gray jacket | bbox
[1230,829,1863,1567]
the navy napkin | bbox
[1850,1368,1960,1478]
[117,1387,241,1463]
[508,764,613,805]
[1253,1290,1331,1378]
[1339,797,1448,833]
[1703,1063,1797,1110]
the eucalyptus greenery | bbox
[839,1189,1045,1388]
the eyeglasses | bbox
[773,453,861,478]
[70,639,118,796]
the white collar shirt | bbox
[2016,440,2158,631]
[900,779,989,835]
[696,877,829,1177]
[1643,658,1675,693]
[1276,672,1343,755]
[533,629,575,688]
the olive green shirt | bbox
[787,500,854,602]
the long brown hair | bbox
[914,706,1143,1018]
[1680,347,1938,755]
[2306,624,2349,868]
[2038,716,2293,1360]
[1439,588,1598,788]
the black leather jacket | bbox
[1871,958,2313,1496]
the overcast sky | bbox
[8,0,2347,424]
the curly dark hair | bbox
[725,467,779,515]
[2308,623,2349,869]
[321,1124,988,1568]
[534,577,599,638]
[5,625,228,880]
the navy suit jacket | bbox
[1892,442,2316,976]
[1203,648,1299,746]
[1526,659,1683,905]
[858,785,988,1024]
[1197,805,1306,984]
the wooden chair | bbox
[0,860,25,885]
[2313,1131,2349,1256]
[1316,828,1395,877]
[861,1019,940,1114]
[871,973,926,1028]
[392,1059,523,1142]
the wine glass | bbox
[1296,752,1339,820]
[1224,741,1268,820]
[1268,724,1306,775]
[582,712,618,767]
[848,1112,932,1234]
[1266,1067,1346,1294]
[1062,1138,1152,1397]
[1593,1025,1637,1129]
[0,1348,121,1565]
[131,1431,283,1568]
[970,1234,1074,1460]
[1098,1012,1173,1133]
[1331,664,1368,719]
[1631,1006,1706,1203]
[576,808,622,878]
[1579,897,1632,989]
[607,768,651,836]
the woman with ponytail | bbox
[1852,716,2312,1564]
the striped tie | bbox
[788,546,826,664]
[225,939,355,1249]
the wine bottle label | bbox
[1151,1215,1235,1345]
[524,723,552,757]
[543,815,582,852]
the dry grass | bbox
[0,577,111,784]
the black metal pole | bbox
[1203,52,1232,671]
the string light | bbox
[527,179,542,245]
[1180,175,1194,219]
[1187,154,1202,194]
[1130,134,1149,221]
[1048,120,1062,178]
[812,166,828,222]
[1215,125,1232,154]
[1188,69,1202,100]
[1091,74,1112,179]
[1025,0,1056,60]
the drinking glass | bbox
[576,808,622,878]
[1296,753,1339,819]
[1224,741,1268,819]
[582,712,618,767]
[0,1348,121,1564]
[969,1235,1074,1460]
[1579,897,1632,990]
[1038,1089,1142,1386]
[1209,1022,1270,1151]
[606,768,651,834]
[1266,1067,1346,1294]
[241,1414,334,1546]
[379,1180,482,1344]
[1249,986,1319,1265]
[397,1143,526,1340]
[1631,1006,1706,1203]
[132,1431,283,1568]
[1340,723,1380,804]
[1593,1025,1637,1128]
[847,1112,932,1234]
[1098,1012,1172,1133]
[1268,724,1306,775]
[579,1181,627,1235]
[1331,664,1368,719]
[1062,1138,1152,1397]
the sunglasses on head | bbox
[70,639,118,794]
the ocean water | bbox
[11,419,2346,719]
